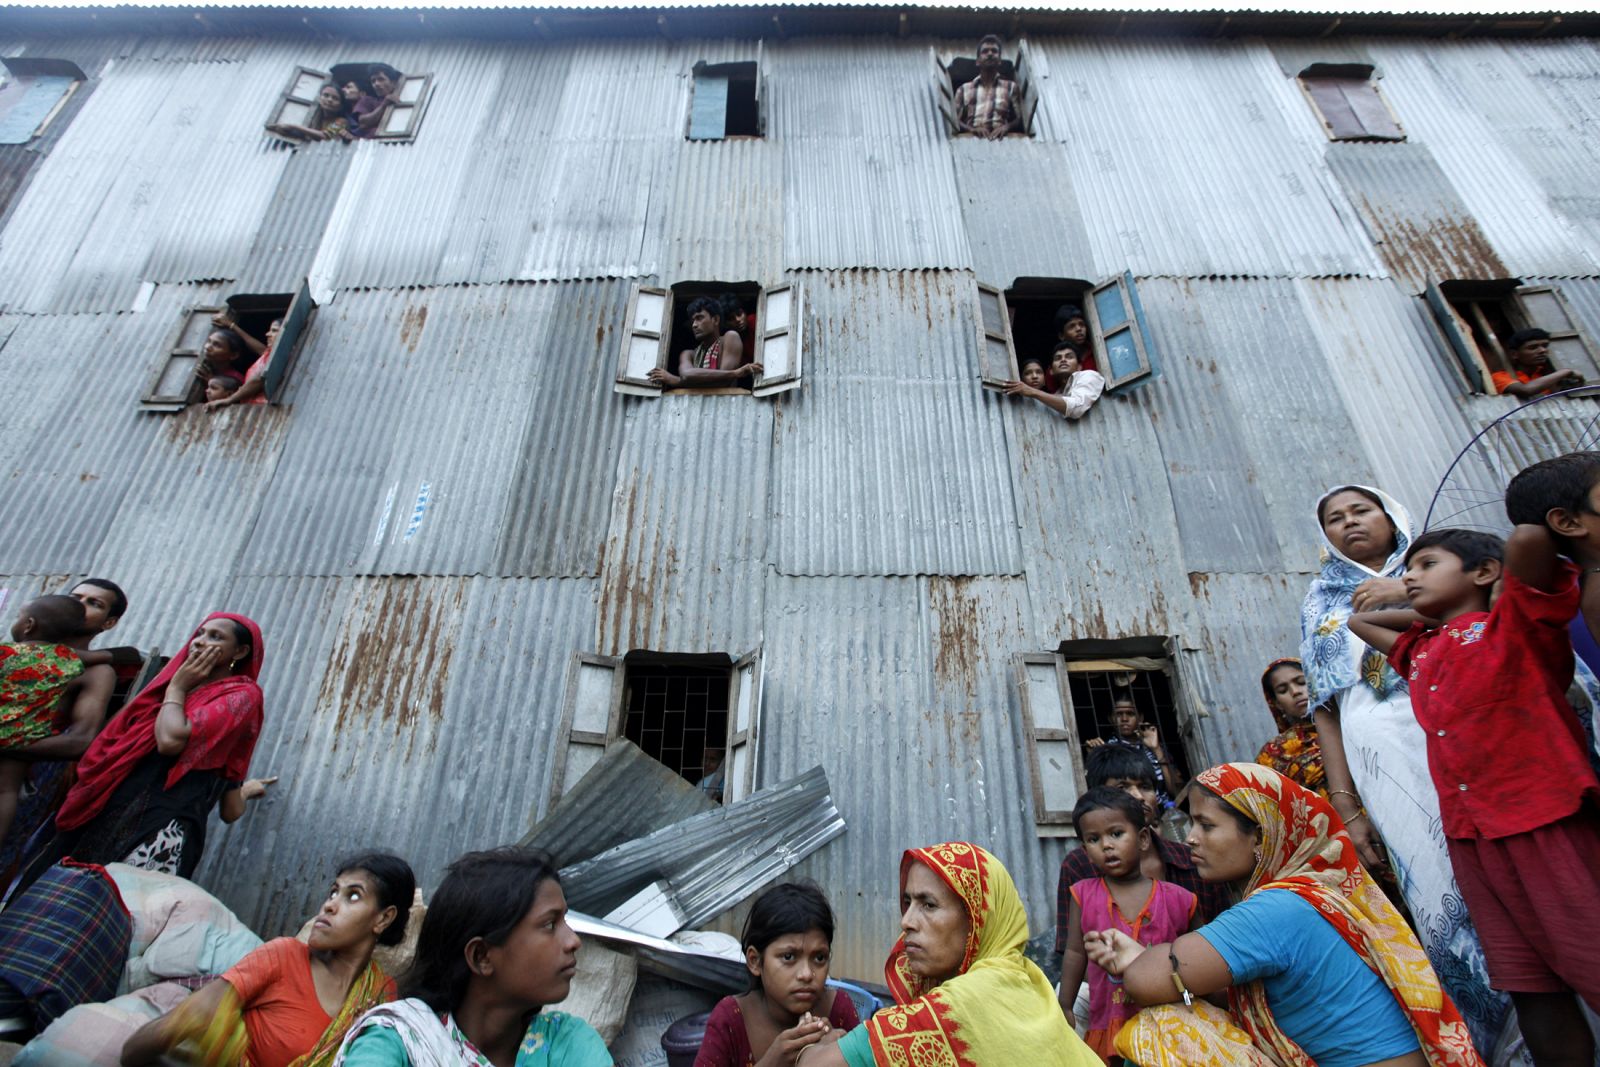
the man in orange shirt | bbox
[1492,328,1583,398]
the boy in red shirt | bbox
[1350,526,1600,1066]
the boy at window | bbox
[1493,327,1582,398]
[1085,693,1183,798]
[352,64,403,138]
[203,375,238,405]
[720,293,757,355]
[648,297,763,389]
[1004,342,1106,420]
[1055,303,1098,372]
[955,35,1021,140]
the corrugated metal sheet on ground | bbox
[0,56,295,314]
[1028,35,1381,279]
[952,137,1095,287]
[238,280,631,578]
[771,270,1022,577]
[0,286,230,574]
[660,138,783,285]
[1138,277,1375,574]
[1295,276,1485,520]
[191,573,600,938]
[757,572,1063,980]
[596,394,771,655]
[1324,141,1510,293]
[1368,38,1600,278]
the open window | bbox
[1014,638,1197,835]
[549,649,764,809]
[0,58,84,145]
[1297,64,1404,142]
[976,274,1157,393]
[140,283,318,413]
[1425,278,1600,395]
[688,45,764,140]
[934,39,1037,138]
[266,62,433,143]
[614,280,805,398]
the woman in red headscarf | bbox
[21,613,272,886]
[1252,659,1327,799]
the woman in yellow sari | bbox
[801,842,1100,1067]
[1084,765,1483,1067]
[120,853,414,1067]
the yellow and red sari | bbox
[862,842,1100,1067]
[1116,764,1483,1067]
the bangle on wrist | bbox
[1329,789,1359,803]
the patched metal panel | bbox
[757,572,1062,980]
[596,396,771,656]
[191,574,599,938]
[772,271,1021,577]
[1028,35,1381,279]
[239,281,630,579]
[952,137,1094,286]
[661,138,782,285]
[1325,142,1509,292]
[234,139,355,296]
[1369,38,1600,277]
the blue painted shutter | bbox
[1424,280,1490,393]
[689,72,728,140]
[0,75,75,144]
[1089,271,1157,390]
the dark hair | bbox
[222,618,252,648]
[1190,784,1258,836]
[1505,452,1600,528]
[402,847,560,1013]
[1019,355,1047,370]
[1316,485,1386,527]
[1507,327,1551,350]
[1404,527,1505,569]
[368,63,402,84]
[685,296,723,327]
[719,292,747,318]
[1260,659,1303,703]
[208,375,239,389]
[1052,340,1083,360]
[740,882,835,991]
[209,329,248,363]
[1054,304,1085,330]
[1072,786,1148,838]
[978,33,1003,49]
[335,852,417,947]
[74,578,127,621]
[20,595,88,642]
[1085,743,1157,791]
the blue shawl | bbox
[1299,486,1414,710]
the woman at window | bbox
[196,328,250,390]
[333,847,611,1066]
[795,842,1101,1067]
[1085,763,1479,1067]
[121,853,415,1067]
[1301,485,1511,1055]
[207,315,280,410]
[268,82,355,143]
[20,613,272,886]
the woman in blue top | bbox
[1084,764,1482,1067]
[333,847,611,1067]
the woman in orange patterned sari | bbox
[801,842,1100,1067]
[1253,660,1327,799]
[1084,764,1483,1067]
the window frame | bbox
[375,72,433,142]
[265,65,332,140]
[260,280,317,404]
[1511,284,1600,383]
[615,285,673,396]
[686,46,765,141]
[752,282,804,397]
[617,281,803,398]
[1425,278,1600,395]
[548,649,764,809]
[935,42,1036,139]
[1012,651,1086,833]
[1084,270,1157,390]
[975,280,1019,390]
[0,58,85,145]
[141,304,227,412]
[1297,64,1404,143]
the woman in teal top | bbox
[333,847,611,1067]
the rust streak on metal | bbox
[399,304,429,353]
[929,575,980,699]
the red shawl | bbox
[56,613,264,832]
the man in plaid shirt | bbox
[956,35,1022,139]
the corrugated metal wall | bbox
[1,23,1598,973]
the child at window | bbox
[1055,304,1098,372]
[695,882,859,1067]
[207,318,281,410]
[1059,788,1196,1063]
[1492,328,1582,398]
[1006,343,1106,420]
[1349,526,1600,1066]
[720,293,757,357]
[0,596,113,844]
[203,375,238,405]
[1019,355,1048,391]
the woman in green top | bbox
[332,847,611,1067]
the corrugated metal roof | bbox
[1368,38,1600,278]
[758,571,1065,980]
[237,280,631,578]
[596,392,771,654]
[771,270,1022,578]
[1029,35,1382,279]
[1324,141,1510,293]
[190,573,601,936]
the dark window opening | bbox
[621,660,731,790]
[1427,279,1600,396]
[1067,666,1192,787]
[1006,278,1098,377]
[268,61,432,144]
[142,286,319,412]
[944,55,1018,96]
[689,61,762,140]
[666,280,762,374]
[0,58,84,145]
[1298,64,1403,142]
